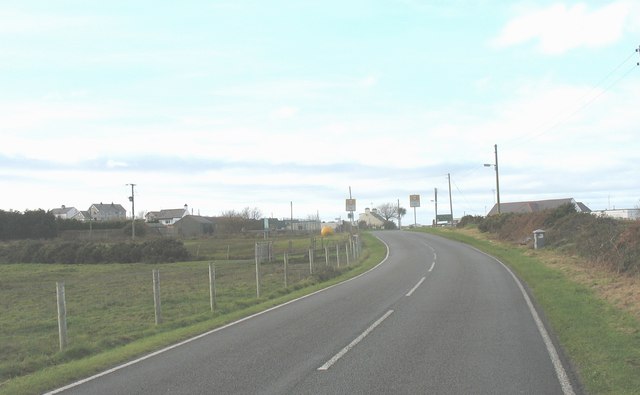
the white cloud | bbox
[359,74,379,88]
[0,9,92,34]
[270,106,299,119]
[491,1,633,54]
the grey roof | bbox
[50,206,75,215]
[155,209,188,220]
[176,215,214,224]
[91,203,126,214]
[488,198,590,216]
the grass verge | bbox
[417,227,640,395]
[0,232,386,395]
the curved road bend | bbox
[49,230,578,395]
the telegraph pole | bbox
[434,188,438,226]
[127,183,136,240]
[494,144,501,214]
[447,173,453,226]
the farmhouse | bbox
[359,208,386,229]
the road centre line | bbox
[406,277,426,296]
[318,310,394,371]
[428,260,435,272]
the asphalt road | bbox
[48,231,578,394]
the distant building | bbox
[145,205,189,225]
[359,208,386,229]
[592,208,640,220]
[50,205,79,220]
[174,215,215,238]
[282,219,322,232]
[487,198,590,216]
[89,203,127,221]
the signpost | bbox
[409,194,420,226]
[346,186,356,229]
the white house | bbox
[50,205,79,220]
[359,208,386,228]
[146,205,190,225]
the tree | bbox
[377,203,398,222]
[376,203,406,223]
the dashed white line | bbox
[406,277,426,296]
[428,260,436,272]
[318,310,394,371]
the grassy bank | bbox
[418,227,640,395]
[0,232,385,395]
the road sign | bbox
[409,195,420,208]
[346,199,356,212]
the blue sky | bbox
[1,1,639,224]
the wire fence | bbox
[0,235,363,382]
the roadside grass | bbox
[0,232,384,395]
[417,227,640,395]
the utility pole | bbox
[494,144,501,214]
[484,144,501,214]
[434,187,438,226]
[447,173,453,226]
[127,183,136,240]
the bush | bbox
[469,205,640,274]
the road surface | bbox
[49,231,578,394]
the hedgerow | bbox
[463,204,640,274]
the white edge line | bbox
[406,277,426,296]
[46,236,392,395]
[470,246,576,395]
[318,309,394,371]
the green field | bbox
[0,232,384,395]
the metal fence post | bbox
[255,243,261,298]
[284,252,288,289]
[209,262,217,312]
[56,282,67,351]
[153,269,162,324]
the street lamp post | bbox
[484,144,501,214]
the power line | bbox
[507,47,639,148]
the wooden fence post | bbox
[346,244,350,266]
